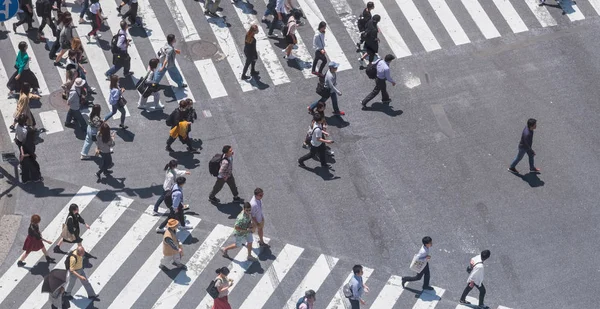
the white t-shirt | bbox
[89,2,101,14]
[310,123,323,147]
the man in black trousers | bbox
[508,118,540,174]
[298,114,334,168]
[402,236,434,291]
[361,54,396,110]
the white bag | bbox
[409,254,427,273]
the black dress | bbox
[20,134,41,183]
[64,213,85,243]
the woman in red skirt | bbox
[17,214,55,267]
[212,267,232,309]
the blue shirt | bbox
[171,184,183,208]
[349,275,363,300]
[376,60,395,84]
[109,88,120,105]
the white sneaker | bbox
[90,87,97,92]
[96,33,102,38]
[155,227,165,233]
[154,104,165,109]
[179,225,192,230]
[288,54,296,60]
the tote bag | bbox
[60,217,76,242]
[409,254,427,273]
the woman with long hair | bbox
[95,122,115,179]
[17,214,55,267]
[241,25,259,80]
[152,159,191,215]
[137,58,163,110]
[20,126,42,183]
[70,37,87,64]
[7,41,40,96]
[54,204,89,253]
[103,75,127,129]
[11,82,40,131]
[212,267,233,309]
[80,104,102,159]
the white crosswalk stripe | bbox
[363,0,412,58]
[461,0,501,39]
[412,286,445,309]
[325,267,374,309]
[284,254,339,309]
[0,186,98,304]
[589,0,600,15]
[523,0,557,27]
[455,296,478,308]
[194,59,228,99]
[0,56,17,141]
[38,110,64,134]
[395,0,441,52]
[20,195,133,309]
[107,215,201,309]
[239,244,304,309]
[164,0,201,42]
[369,275,404,309]
[492,0,528,33]
[428,0,471,45]
[328,0,361,46]
[153,224,233,309]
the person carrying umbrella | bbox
[42,269,68,309]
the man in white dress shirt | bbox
[402,236,434,290]
[250,188,269,248]
[460,249,491,309]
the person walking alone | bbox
[314,62,343,116]
[105,21,133,78]
[17,214,55,267]
[209,145,242,204]
[137,58,163,110]
[54,204,89,253]
[95,122,116,179]
[212,267,233,309]
[19,127,43,183]
[298,114,333,168]
[103,75,128,129]
[250,188,269,248]
[508,118,540,174]
[312,21,327,76]
[80,104,102,159]
[459,250,491,309]
[36,0,57,41]
[361,54,396,109]
[153,160,190,215]
[122,0,141,27]
[64,246,99,301]
[241,25,259,80]
[86,0,103,41]
[7,42,40,96]
[220,202,257,262]
[155,34,187,88]
[160,218,187,270]
[13,0,34,32]
[402,236,434,291]
[348,264,370,308]
[282,11,299,60]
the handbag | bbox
[409,254,427,273]
[136,72,149,95]
[60,217,76,242]
[315,80,330,98]
[206,278,220,299]
[118,95,127,107]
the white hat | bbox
[74,78,86,87]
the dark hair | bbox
[68,203,79,213]
[254,188,263,196]
[527,118,537,129]
[243,202,252,209]
[120,20,127,30]
[109,75,119,89]
[384,54,395,62]
[31,214,41,224]
[305,289,316,299]
[216,267,230,276]
[179,100,188,109]
[164,159,178,171]
[68,49,78,59]
[90,104,102,120]
[18,41,27,52]
[149,58,160,70]
[372,14,381,23]
[318,21,326,31]
[175,176,186,185]
[367,1,374,9]
[167,34,176,44]
[422,236,432,245]
[20,82,31,95]
[99,122,111,144]
[481,250,491,260]
[222,145,231,154]
[352,264,363,274]
[312,113,323,122]
[16,113,29,126]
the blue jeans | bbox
[104,104,126,125]
[66,109,87,131]
[80,0,89,19]
[98,152,112,175]
[153,189,166,212]
[510,147,535,170]
[81,125,98,156]
[312,92,339,113]
[263,7,275,17]
[155,64,184,87]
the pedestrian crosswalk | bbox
[0,185,515,309]
[1,0,599,142]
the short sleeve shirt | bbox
[69,252,83,271]
[250,196,263,223]
[234,212,251,237]
[310,124,323,147]
[162,44,176,68]
[89,2,101,14]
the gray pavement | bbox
[0,0,599,308]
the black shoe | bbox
[88,295,100,301]
[49,54,57,60]
[64,122,74,128]
[241,74,250,80]
[104,169,113,175]
[53,246,63,253]
[124,71,134,76]
[64,294,74,300]
[250,70,259,76]
[208,196,220,203]
[422,286,434,291]
[298,160,306,167]
[17,261,25,267]
[233,196,242,202]
[459,300,471,305]
[401,278,407,288]
[166,146,175,152]
[382,99,392,103]
[9,125,15,131]
[119,124,128,130]
[45,256,56,263]
[12,23,17,33]
[95,171,101,179]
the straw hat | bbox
[166,218,179,228]
[73,78,86,87]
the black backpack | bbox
[163,188,180,208]
[365,59,381,79]
[36,0,49,16]
[64,251,77,270]
[208,154,223,177]
[206,279,219,299]
[166,109,179,127]
[111,33,125,54]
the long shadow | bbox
[511,171,545,188]
[115,128,135,142]
[325,115,349,128]
[214,202,243,219]
[363,102,403,117]
[95,174,126,189]
[169,151,201,169]
[297,164,340,181]
[140,109,168,121]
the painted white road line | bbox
[196,2,256,92]
[72,205,159,308]
[69,18,131,119]
[153,224,233,309]
[523,0,557,27]
[369,275,404,309]
[3,19,51,95]
[412,286,445,309]
[363,0,412,58]
[455,296,478,309]
[38,110,64,134]
[232,2,293,84]
[164,0,201,42]
[239,244,304,309]
[325,267,374,309]
[0,186,98,304]
[138,0,197,102]
[589,0,600,15]
[297,0,352,71]
[0,56,17,141]
[284,254,339,309]
[559,0,585,21]
[20,195,133,309]
[395,0,441,51]
[196,237,271,309]
[492,0,528,33]
[107,216,202,309]
[460,0,501,39]
[194,59,227,98]
[497,306,513,309]
[328,0,361,45]
[428,0,470,45]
